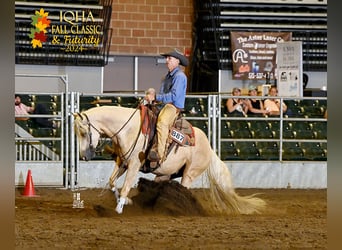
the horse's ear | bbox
[73,112,83,120]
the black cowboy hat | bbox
[161,48,189,66]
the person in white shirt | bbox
[15,95,34,121]
[264,86,287,116]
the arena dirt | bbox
[15,178,327,249]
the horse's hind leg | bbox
[180,160,209,189]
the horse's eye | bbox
[79,127,88,137]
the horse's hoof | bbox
[115,197,127,214]
[115,205,123,214]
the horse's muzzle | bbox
[81,156,89,161]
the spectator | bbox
[226,87,248,116]
[264,86,287,116]
[246,85,269,116]
[15,94,34,121]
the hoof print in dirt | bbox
[132,177,207,216]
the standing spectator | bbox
[264,86,287,116]
[246,85,269,116]
[226,87,248,116]
[15,94,34,121]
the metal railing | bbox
[15,91,327,188]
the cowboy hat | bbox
[161,48,189,66]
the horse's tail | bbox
[205,150,266,215]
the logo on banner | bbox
[50,10,102,52]
[29,9,51,48]
[230,31,292,80]
[29,8,103,52]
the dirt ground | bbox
[15,178,327,249]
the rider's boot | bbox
[147,144,161,168]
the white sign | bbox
[276,41,303,97]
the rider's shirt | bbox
[156,66,187,109]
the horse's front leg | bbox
[115,159,140,214]
[109,156,126,201]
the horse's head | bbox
[73,112,101,161]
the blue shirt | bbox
[156,66,187,109]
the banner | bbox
[230,31,292,80]
[276,41,303,97]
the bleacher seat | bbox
[301,142,327,161]
[232,128,253,139]
[221,141,239,160]
[258,147,280,160]
[224,120,252,138]
[29,128,57,137]
[31,95,55,103]
[283,129,296,139]
[304,106,325,118]
[314,130,327,140]
[253,128,275,139]
[185,98,208,117]
[221,121,233,138]
[288,106,305,117]
[80,96,98,111]
[292,121,313,132]
[226,120,250,131]
[285,100,300,110]
[190,120,208,133]
[282,142,305,160]
[235,141,260,160]
[249,120,270,131]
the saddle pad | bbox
[170,118,195,146]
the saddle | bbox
[140,103,195,172]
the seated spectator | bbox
[264,86,287,116]
[246,85,269,116]
[226,87,248,116]
[15,94,34,121]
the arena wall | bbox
[109,0,194,56]
[76,161,327,189]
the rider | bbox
[145,48,189,164]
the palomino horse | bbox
[73,105,266,214]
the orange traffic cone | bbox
[22,169,38,197]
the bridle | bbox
[76,107,142,161]
[76,112,102,153]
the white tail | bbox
[204,150,266,215]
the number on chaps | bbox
[171,128,186,145]
[169,118,195,147]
